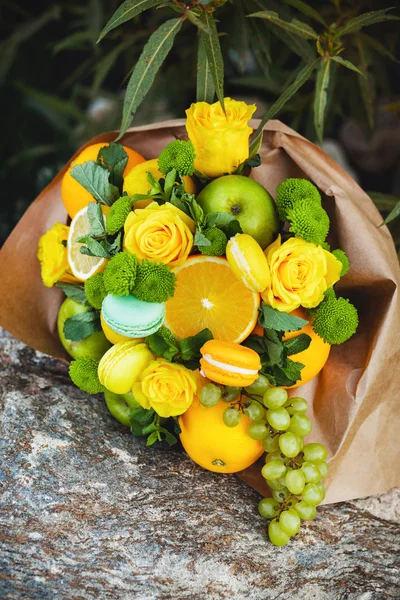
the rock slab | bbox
[0,330,399,600]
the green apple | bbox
[104,390,140,426]
[57,298,111,360]
[196,175,278,249]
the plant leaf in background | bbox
[314,57,331,145]
[333,8,400,39]
[331,56,364,76]
[97,0,164,42]
[249,10,319,40]
[199,12,225,110]
[283,0,326,27]
[197,34,216,103]
[117,18,183,139]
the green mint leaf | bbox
[71,161,120,206]
[164,168,177,200]
[194,229,212,247]
[146,331,179,361]
[224,219,243,239]
[146,431,159,446]
[56,282,87,305]
[80,238,111,258]
[259,303,308,332]
[273,359,305,387]
[63,311,101,341]
[169,195,189,215]
[105,232,122,256]
[283,333,312,356]
[178,328,213,363]
[87,201,106,237]
[97,142,128,193]
[263,328,284,365]
[187,198,206,229]
[129,406,155,432]
[205,212,236,229]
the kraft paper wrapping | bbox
[1,119,399,504]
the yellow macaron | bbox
[100,311,143,345]
[98,340,154,394]
[200,339,261,388]
[226,233,270,293]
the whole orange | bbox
[62,143,145,218]
[283,307,331,388]
[179,392,264,474]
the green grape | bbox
[244,401,265,421]
[272,487,290,503]
[267,407,291,431]
[301,461,321,483]
[315,482,326,502]
[263,387,288,409]
[261,460,287,481]
[314,460,329,478]
[248,420,269,440]
[258,497,279,519]
[295,501,317,520]
[289,414,312,437]
[222,407,241,427]
[303,443,328,462]
[262,434,280,453]
[199,383,221,408]
[266,478,285,491]
[279,509,301,536]
[268,519,290,546]
[245,374,270,396]
[279,432,301,458]
[298,436,304,451]
[302,483,325,506]
[286,496,299,510]
[285,397,308,414]
[265,451,287,463]
[222,386,241,402]
[285,469,305,495]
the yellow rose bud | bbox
[132,359,197,418]
[185,98,256,178]
[123,202,195,267]
[37,222,77,288]
[262,235,342,312]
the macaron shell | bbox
[226,234,270,293]
[200,358,258,387]
[102,294,165,337]
[200,340,261,387]
[98,340,154,394]
[100,311,141,344]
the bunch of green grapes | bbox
[199,375,328,547]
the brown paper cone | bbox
[1,119,399,504]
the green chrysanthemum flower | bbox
[276,178,321,221]
[69,357,104,394]
[84,272,107,309]
[198,228,228,256]
[106,196,132,235]
[312,296,358,345]
[156,326,176,346]
[307,286,336,318]
[332,249,350,277]
[158,140,196,176]
[287,197,330,245]
[103,252,138,296]
[133,259,176,303]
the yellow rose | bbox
[262,235,342,312]
[185,98,256,177]
[132,359,197,418]
[124,202,195,267]
[37,223,77,288]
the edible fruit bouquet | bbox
[1,100,399,546]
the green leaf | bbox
[146,431,159,446]
[267,21,315,61]
[368,192,400,212]
[178,328,213,362]
[205,212,237,229]
[80,237,111,258]
[146,331,180,361]
[313,57,331,144]
[186,10,212,34]
[55,283,87,305]
[355,36,375,130]
[197,34,216,103]
[249,11,318,40]
[249,59,317,156]
[187,198,206,229]
[263,328,284,365]
[160,428,178,446]
[258,303,308,332]
[71,161,120,206]
[224,219,243,239]
[129,406,155,437]
[200,12,225,110]
[164,169,177,199]
[334,8,400,39]
[97,142,128,192]
[270,359,304,387]
[381,200,400,226]
[283,333,312,355]
[194,230,212,247]
[331,56,364,76]
[118,18,183,139]
[97,0,163,42]
[63,312,101,341]
[87,202,106,237]
[283,0,326,26]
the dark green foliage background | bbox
[1,0,399,247]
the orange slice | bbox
[165,255,260,343]
[67,205,107,281]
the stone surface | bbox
[0,329,399,600]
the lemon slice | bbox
[67,205,107,281]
